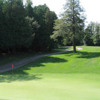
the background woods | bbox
[0,0,100,54]
[0,0,57,54]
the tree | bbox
[0,0,5,52]
[0,1,57,53]
[84,22,100,46]
[33,4,57,51]
[84,22,94,46]
[51,18,72,46]
[51,0,85,53]
[92,23,100,45]
[25,16,40,35]
[44,10,57,50]
[25,0,34,17]
[25,16,40,50]
[2,0,33,53]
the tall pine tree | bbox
[52,0,85,53]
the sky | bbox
[25,0,100,24]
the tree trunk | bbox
[72,35,76,53]
[73,44,76,53]
[72,0,76,53]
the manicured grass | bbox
[0,46,100,100]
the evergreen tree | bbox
[0,1,57,53]
[2,0,33,53]
[0,0,5,52]
[51,0,85,53]
[25,0,34,17]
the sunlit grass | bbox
[0,46,100,100]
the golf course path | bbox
[0,49,71,73]
[0,47,82,73]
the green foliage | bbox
[51,19,71,45]
[0,0,5,51]
[51,0,85,52]
[92,23,100,45]
[25,16,40,37]
[33,4,57,51]
[84,22,100,46]
[25,0,34,17]
[84,22,94,45]
[1,0,33,53]
[0,0,57,53]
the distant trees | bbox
[0,0,57,54]
[84,22,94,46]
[51,0,85,53]
[84,22,100,46]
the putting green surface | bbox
[0,46,100,100]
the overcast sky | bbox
[25,0,100,24]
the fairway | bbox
[0,46,100,100]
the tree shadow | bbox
[62,50,100,59]
[76,51,100,59]
[0,56,67,83]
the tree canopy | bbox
[1,0,100,55]
[51,0,85,53]
[0,0,57,54]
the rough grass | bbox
[0,46,100,100]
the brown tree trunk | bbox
[72,35,76,53]
[73,43,76,53]
[72,0,76,53]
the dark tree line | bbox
[0,0,57,54]
[1,0,98,55]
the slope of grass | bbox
[0,46,100,100]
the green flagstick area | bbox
[1,46,100,100]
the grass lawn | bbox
[0,46,100,100]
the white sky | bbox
[25,0,100,24]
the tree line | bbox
[0,0,57,54]
[0,0,99,54]
[84,22,100,46]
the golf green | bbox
[0,46,100,100]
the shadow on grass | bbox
[0,56,67,83]
[61,50,100,74]
[76,51,100,59]
[2,49,99,82]
[62,50,100,59]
